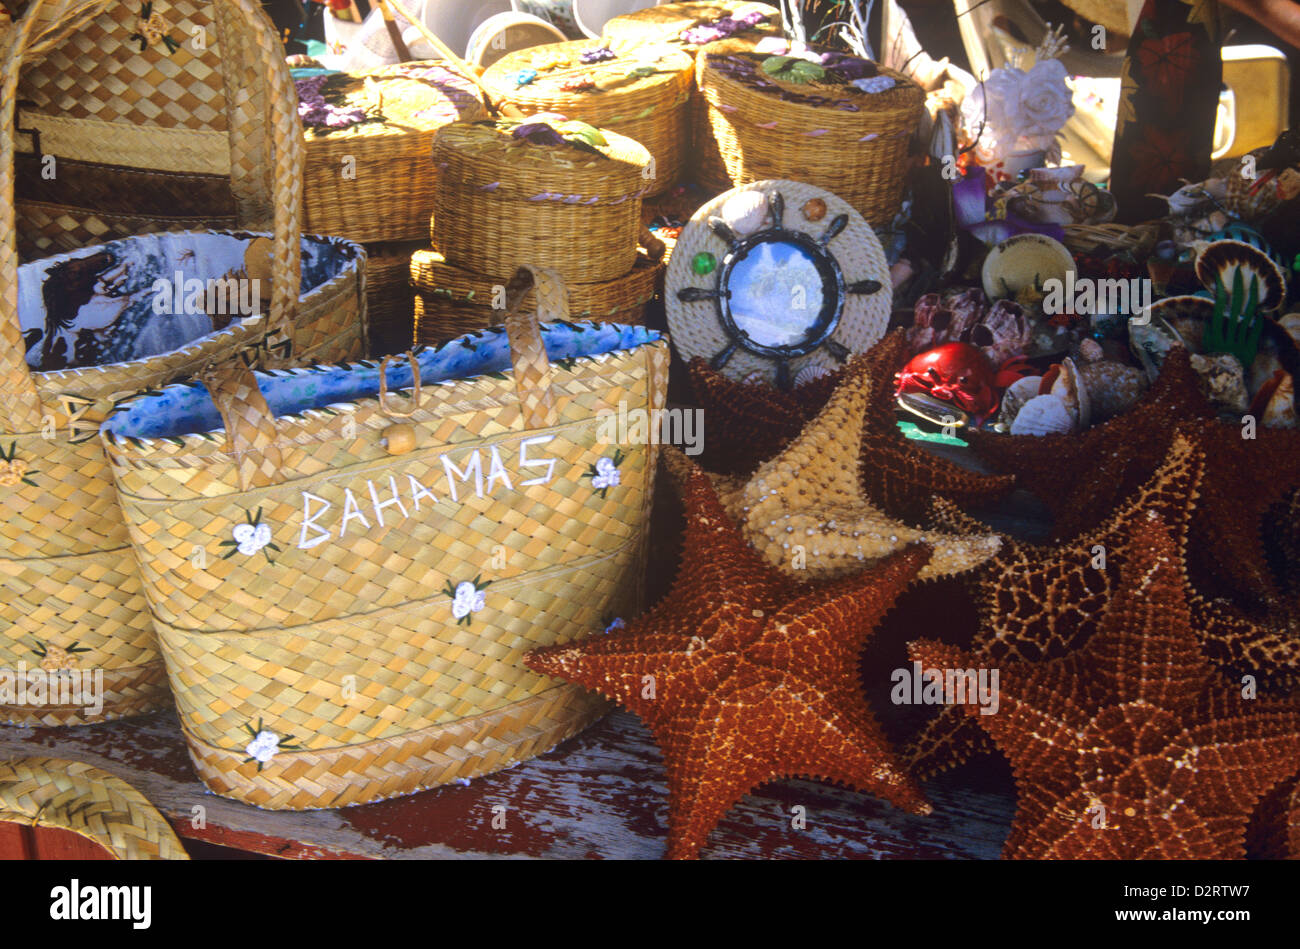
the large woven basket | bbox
[601,1,780,53]
[411,248,661,346]
[0,227,364,727]
[0,0,356,727]
[432,119,651,285]
[696,40,926,226]
[103,267,671,810]
[480,40,693,197]
[0,758,188,859]
[297,61,489,245]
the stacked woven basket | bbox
[414,117,663,346]
[292,59,489,353]
[695,38,926,227]
[480,39,695,197]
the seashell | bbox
[981,234,1075,302]
[1009,393,1077,436]
[997,375,1043,428]
[1077,338,1104,362]
[1191,352,1249,415]
[793,365,831,387]
[802,198,827,222]
[1222,170,1281,222]
[741,370,769,386]
[1248,314,1300,395]
[1129,296,1213,381]
[719,190,771,237]
[1076,359,1148,422]
[1050,357,1090,430]
[1194,239,1287,311]
[962,298,1033,368]
[1253,370,1297,428]
[907,288,987,355]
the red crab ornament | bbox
[893,342,1000,425]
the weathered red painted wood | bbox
[31,825,116,860]
[0,821,33,859]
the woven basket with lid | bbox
[298,61,489,245]
[696,39,926,226]
[480,40,693,197]
[432,119,651,284]
[601,1,780,53]
[411,247,661,346]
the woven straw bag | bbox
[0,757,188,859]
[297,61,489,245]
[432,119,651,285]
[0,0,362,727]
[696,39,926,227]
[103,267,671,810]
[13,0,297,263]
[411,247,661,346]
[480,40,694,197]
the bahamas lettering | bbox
[297,435,559,550]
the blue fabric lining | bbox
[106,322,661,440]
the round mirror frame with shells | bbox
[665,180,892,388]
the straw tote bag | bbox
[0,0,351,727]
[103,267,671,809]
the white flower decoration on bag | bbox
[245,730,280,764]
[591,456,622,491]
[221,507,281,563]
[451,581,487,620]
[233,522,273,556]
[444,577,492,625]
[241,718,300,771]
[959,34,1074,165]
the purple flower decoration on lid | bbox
[680,9,766,45]
[512,122,565,146]
[295,75,367,130]
[580,46,617,64]
[822,52,879,82]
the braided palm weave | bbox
[0,757,188,859]
[104,267,670,809]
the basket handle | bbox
[222,0,303,365]
[0,0,304,435]
[200,359,285,492]
[503,266,563,430]
[0,1,57,430]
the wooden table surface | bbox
[0,442,1036,860]
[0,705,1015,860]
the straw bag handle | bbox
[200,360,285,492]
[202,264,563,488]
[0,0,304,433]
[503,265,563,430]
